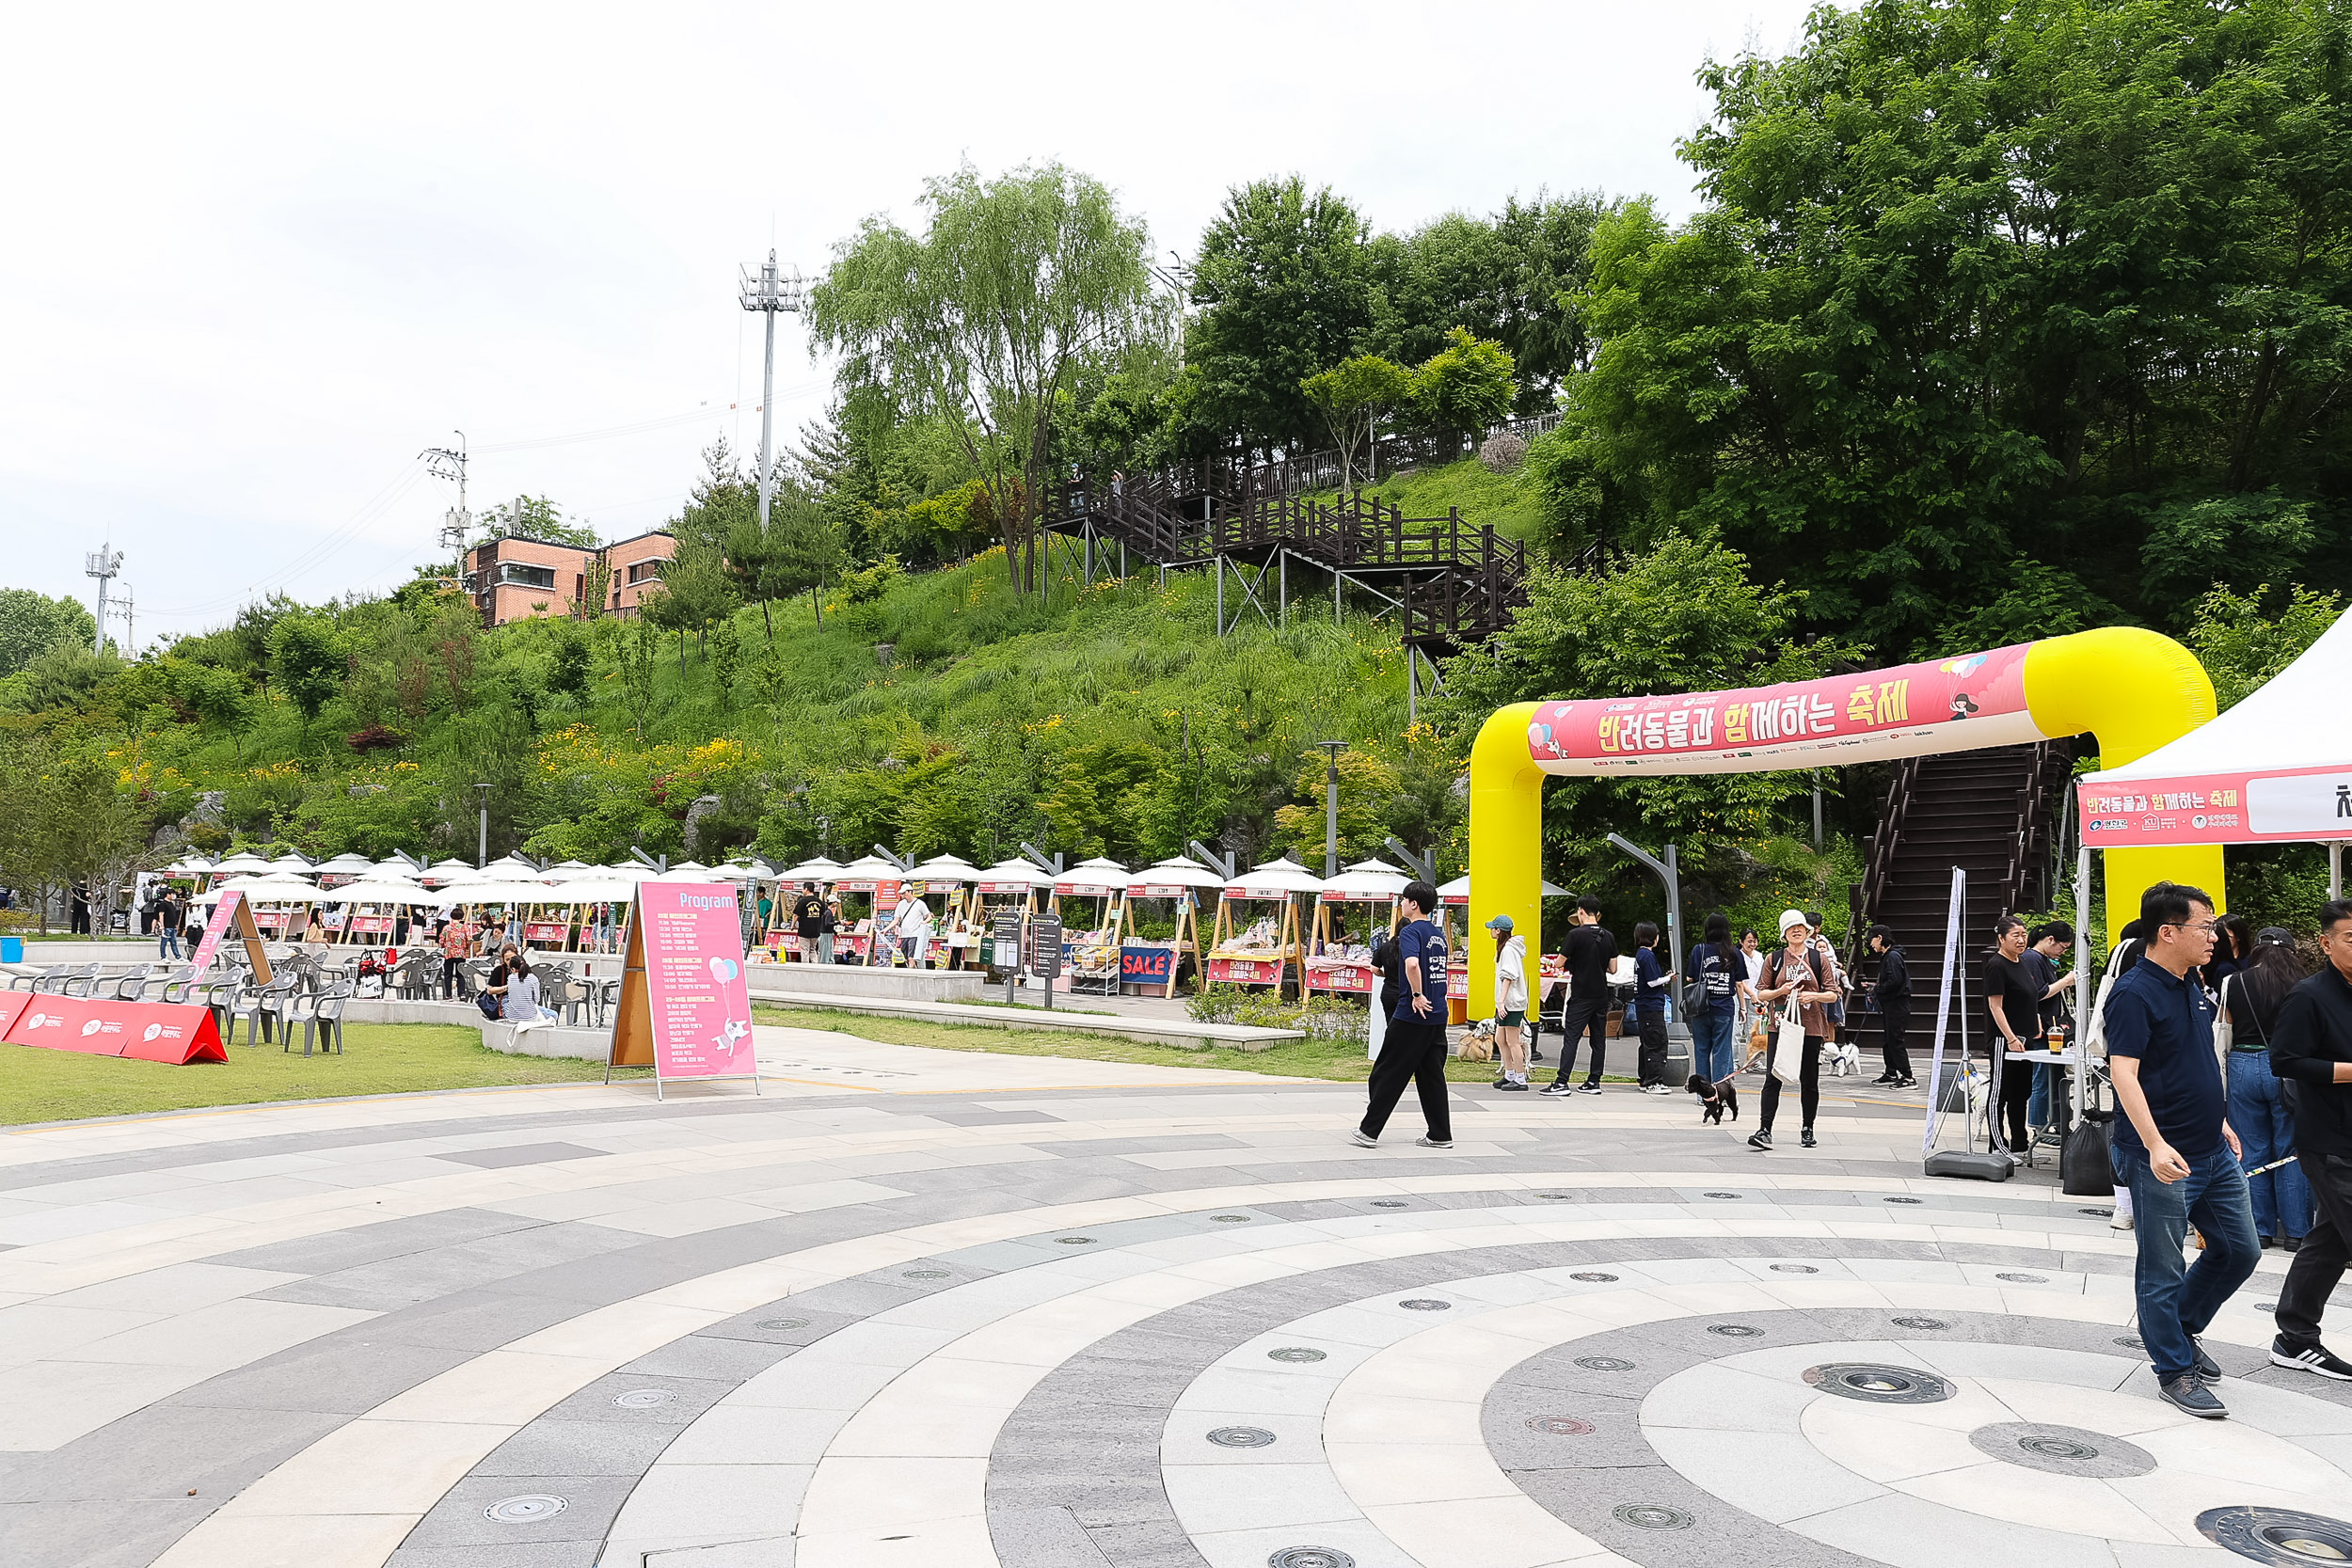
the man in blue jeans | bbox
[2106,880,2261,1418]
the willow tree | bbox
[809,162,1160,595]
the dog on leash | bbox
[1686,1072,1740,1124]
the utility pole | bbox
[421,434,471,590]
[1314,740,1346,878]
[105,587,135,660]
[739,251,807,531]
[84,544,122,655]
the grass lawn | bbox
[0,1024,650,1128]
[753,1003,1600,1085]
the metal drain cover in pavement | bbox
[1213,1214,1252,1223]
[756,1317,807,1331]
[2081,1207,2115,1217]
[611,1388,674,1409]
[1268,1347,1327,1363]
[1704,1192,1742,1199]
[1400,1299,1452,1311]
[1537,1192,1575,1199]
[2258,1301,2280,1312]
[1372,1200,1407,1208]
[2198,1505,2352,1564]
[1885,1196,1922,1204]
[1267,1549,1355,1568]
[1772,1263,1820,1274]
[1708,1324,1764,1338]
[1891,1317,1949,1331]
[1972,1421,2154,1478]
[2115,1334,2146,1350]
[903,1269,948,1279]
[1056,1236,1095,1245]
[1209,1426,1277,1448]
[1996,1272,2049,1283]
[485,1494,567,1524]
[1528,1416,1595,1435]
[1570,1272,1619,1282]
[1613,1504,1693,1530]
[1575,1355,1636,1371]
[1804,1363,1955,1403]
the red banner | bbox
[523,921,570,944]
[1525,643,2039,774]
[1307,959,1377,993]
[2081,766,2352,848]
[5,997,227,1064]
[1207,956,1285,985]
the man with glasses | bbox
[2105,881,2261,1418]
[2267,899,2352,1381]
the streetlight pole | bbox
[739,253,807,533]
[1314,741,1346,879]
[473,784,492,868]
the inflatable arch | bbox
[1464,628,2223,1008]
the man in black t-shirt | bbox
[1542,896,1616,1097]
[791,882,826,962]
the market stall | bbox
[1305,860,1409,998]
[764,857,845,960]
[1439,872,1571,1019]
[827,854,904,966]
[199,873,326,939]
[969,858,1057,972]
[1120,855,1224,997]
[1052,858,1133,995]
[317,877,428,947]
[1206,857,1324,991]
[903,855,983,968]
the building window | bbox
[627,561,664,584]
[501,563,557,590]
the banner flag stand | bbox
[188,889,274,987]
[1921,865,2012,1181]
[606,881,761,1101]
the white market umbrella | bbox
[1055,857,1134,895]
[1128,855,1229,894]
[432,881,549,908]
[777,856,846,885]
[906,854,981,886]
[1319,859,1409,901]
[537,879,638,903]
[207,874,328,903]
[1225,856,1326,897]
[209,852,271,875]
[973,857,1057,891]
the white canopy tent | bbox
[1224,857,1327,898]
[1128,855,1228,894]
[2078,605,2352,895]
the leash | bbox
[2245,1152,2301,1178]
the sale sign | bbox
[5,997,226,1064]
[607,881,759,1097]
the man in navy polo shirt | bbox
[2106,881,2261,1418]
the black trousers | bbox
[1759,1033,1821,1132]
[2279,1148,2352,1351]
[1636,1010,1669,1085]
[1554,997,1608,1085]
[442,957,469,1000]
[1994,1053,2032,1151]
[1879,1002,1912,1080]
[1362,1020,1453,1142]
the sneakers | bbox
[2158,1371,2228,1419]
[1641,1083,1673,1096]
[2190,1337,2222,1384]
[1870,1072,1900,1086]
[1800,1129,1818,1148]
[1748,1129,1772,1150]
[2272,1338,2352,1381]
[1416,1134,1454,1149]
[2110,1208,2135,1232]
[1896,1076,1917,1088]
[1350,1130,1378,1148]
[1496,1079,1530,1092]
[1575,1083,1603,1095]
[1540,1082,1574,1098]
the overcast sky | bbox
[4,0,1823,646]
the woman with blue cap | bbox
[1489,912,1530,1090]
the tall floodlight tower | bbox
[85,544,123,654]
[738,252,807,530]
[421,433,470,554]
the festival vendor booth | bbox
[903,854,983,968]
[1052,858,1133,996]
[317,877,428,947]
[419,858,479,889]
[1306,860,1410,999]
[203,852,271,894]
[201,873,326,940]
[311,853,373,889]
[827,854,904,965]
[1121,855,1225,997]
[763,857,844,960]
[1207,857,1325,992]
[969,858,1057,973]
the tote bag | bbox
[1767,949,1813,1087]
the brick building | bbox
[463,531,677,626]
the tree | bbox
[1273,748,1403,866]
[268,613,344,723]
[618,617,658,737]
[0,588,97,674]
[639,538,739,657]
[810,161,1160,596]
[1300,356,1414,489]
[1408,328,1517,446]
[547,622,592,703]
[480,495,597,547]
[1183,177,1375,456]
[2187,583,2344,710]
[0,736,139,935]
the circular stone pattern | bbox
[1804,1363,1955,1404]
[1575,1355,1636,1371]
[1266,1549,1355,1568]
[1267,1347,1327,1364]
[1613,1503,1693,1530]
[611,1389,674,1410]
[485,1494,567,1524]
[2199,1505,2352,1565]
[1207,1426,1277,1449]
[1968,1421,2156,1479]
[1528,1416,1595,1435]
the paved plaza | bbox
[2,1025,2348,1568]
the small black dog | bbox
[1687,1072,1740,1124]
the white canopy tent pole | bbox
[2334,841,2344,900]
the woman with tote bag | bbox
[1748,910,1839,1150]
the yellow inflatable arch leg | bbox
[1464,628,2221,1015]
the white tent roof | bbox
[1225,857,1325,897]
[1127,855,1229,893]
[536,879,637,902]
[314,853,375,873]
[1055,857,1133,895]
[315,879,430,905]
[206,874,327,903]
[211,852,272,874]
[973,857,1057,891]
[829,854,906,885]
[1437,873,1570,905]
[264,854,314,874]
[1319,859,1409,900]
[906,854,981,885]
[2079,607,2352,847]
[434,881,548,907]
[777,856,845,884]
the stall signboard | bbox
[1309,959,1378,993]
[1207,955,1284,985]
[524,921,570,944]
[1130,883,1197,900]
[1026,914,1064,978]
[347,915,394,936]
[4,995,227,1064]
[607,881,760,1100]
[1120,945,1176,986]
[977,879,1039,895]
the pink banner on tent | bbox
[637,881,756,1081]
[2080,766,2352,848]
[187,891,242,981]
